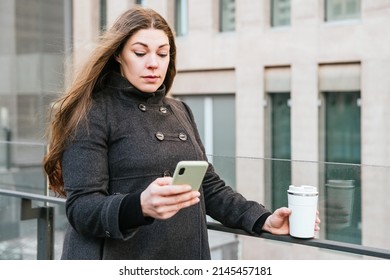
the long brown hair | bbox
[43,7,177,197]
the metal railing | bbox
[0,188,64,259]
[1,188,390,260]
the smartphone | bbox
[172,161,209,191]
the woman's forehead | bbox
[127,28,169,47]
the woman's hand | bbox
[262,207,321,235]
[140,177,200,220]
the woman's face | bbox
[116,28,170,93]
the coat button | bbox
[156,132,165,141]
[160,106,167,113]
[138,104,146,112]
[179,133,187,141]
[105,231,111,237]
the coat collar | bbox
[102,72,166,104]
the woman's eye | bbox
[159,53,168,58]
[134,52,146,57]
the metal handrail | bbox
[0,188,65,205]
[1,188,390,259]
[207,222,390,259]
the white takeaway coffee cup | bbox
[288,185,318,238]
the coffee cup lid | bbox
[288,185,318,196]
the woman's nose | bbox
[146,54,158,69]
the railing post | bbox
[37,206,55,260]
[21,198,55,260]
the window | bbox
[15,0,65,54]
[135,0,147,6]
[265,67,291,210]
[220,0,235,32]
[269,94,291,210]
[99,0,107,31]
[271,0,291,27]
[174,94,238,260]
[323,92,361,244]
[177,95,236,189]
[319,64,361,244]
[325,0,361,22]
[174,0,188,37]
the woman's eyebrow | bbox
[131,42,170,48]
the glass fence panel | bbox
[0,196,22,259]
[0,142,67,259]
[0,197,66,260]
[1,144,390,259]
[216,155,390,254]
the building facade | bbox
[75,0,390,259]
[1,0,390,259]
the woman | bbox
[44,6,318,260]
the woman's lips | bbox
[143,75,159,83]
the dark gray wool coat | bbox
[60,72,271,260]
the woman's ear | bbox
[114,52,121,64]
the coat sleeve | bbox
[180,101,272,234]
[62,98,139,240]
